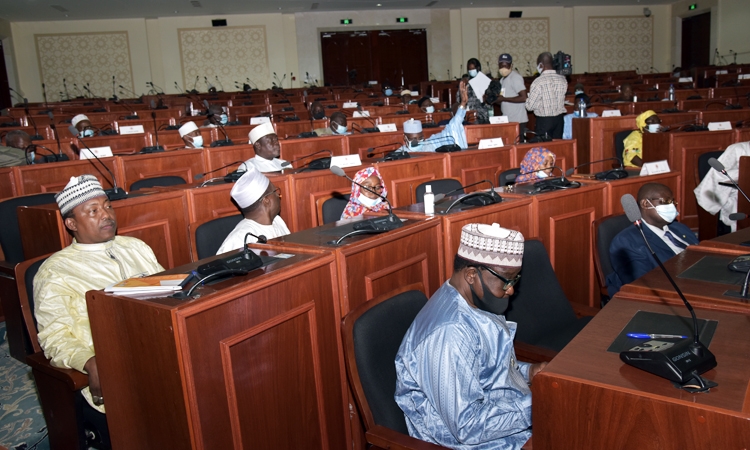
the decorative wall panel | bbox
[178,26,270,92]
[477,19,550,77]
[35,32,134,102]
[589,16,653,73]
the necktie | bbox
[664,230,688,250]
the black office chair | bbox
[190,214,244,260]
[129,175,186,191]
[505,239,594,352]
[0,193,57,264]
[498,168,522,186]
[415,179,463,203]
[341,283,447,450]
[592,214,632,306]
[613,129,634,167]
[322,194,350,224]
[696,150,730,240]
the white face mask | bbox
[190,135,204,148]
[358,193,382,208]
[647,123,661,133]
[537,171,548,179]
[647,200,678,223]
[424,106,435,113]
[468,69,478,78]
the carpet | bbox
[0,324,49,450]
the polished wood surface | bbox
[513,140,578,174]
[445,146,515,189]
[601,171,682,215]
[87,249,348,450]
[117,148,205,190]
[464,123,519,146]
[0,168,17,200]
[202,144,255,176]
[699,226,750,252]
[67,133,153,155]
[280,134,348,167]
[573,115,636,173]
[375,153,449,207]
[13,157,122,195]
[346,129,443,159]
[532,296,750,450]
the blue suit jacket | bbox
[606,221,698,298]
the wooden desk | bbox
[0,167,17,200]
[701,108,750,124]
[464,123,519,146]
[699,226,750,252]
[12,157,122,195]
[202,144,255,176]
[532,296,750,449]
[573,115,637,173]
[345,129,443,159]
[513,140,578,175]
[599,171,682,215]
[67,133,153,155]
[87,249,348,450]
[117,149,205,191]
[445,146,516,189]
[279,135,349,167]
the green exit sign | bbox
[396,17,408,23]
[340,19,352,24]
[689,3,697,9]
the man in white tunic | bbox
[694,141,750,232]
[241,122,288,173]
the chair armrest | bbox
[571,303,599,319]
[26,352,89,391]
[514,342,557,364]
[366,425,448,450]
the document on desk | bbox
[468,72,491,103]
[607,311,718,353]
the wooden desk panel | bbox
[572,116,637,173]
[118,149,205,191]
[602,172,682,215]
[155,128,214,150]
[643,130,735,229]
[464,123,519,146]
[701,109,750,124]
[445,147,515,189]
[68,134,153,156]
[203,145,256,176]
[0,168,17,200]
[14,157,122,195]
[374,154,448,207]
[532,296,750,450]
[88,251,347,450]
[286,167,358,231]
[279,135,349,168]
[345,129,444,159]
[513,140,578,174]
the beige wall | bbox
[716,0,749,64]
[0,18,20,97]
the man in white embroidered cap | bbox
[241,121,288,173]
[216,165,290,254]
[179,120,204,149]
[71,114,95,138]
[399,81,470,153]
[395,223,546,449]
[33,174,163,444]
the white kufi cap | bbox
[457,223,524,268]
[230,164,271,209]
[71,114,89,128]
[249,122,276,144]
[403,119,422,134]
[178,121,199,137]
[55,174,107,216]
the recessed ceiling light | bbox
[377,3,382,6]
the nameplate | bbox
[678,77,693,82]
[330,154,362,168]
[190,110,202,116]
[377,123,397,132]
[410,91,419,96]
[250,117,271,125]
[602,110,622,117]
[343,102,358,108]
[640,160,670,176]
[478,138,504,149]
[489,116,509,124]
[739,74,750,80]
[80,146,113,159]
[707,121,732,131]
[716,70,728,75]
[353,111,370,117]
[119,125,145,135]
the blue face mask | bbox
[191,135,204,148]
[408,139,423,152]
[81,129,95,138]
[424,106,435,114]
[335,123,348,134]
[384,88,393,96]
[220,114,228,125]
[468,69,478,78]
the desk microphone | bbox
[116,100,140,120]
[281,150,332,171]
[511,166,576,192]
[366,142,408,160]
[618,194,717,390]
[203,100,234,147]
[565,157,628,180]
[139,112,165,153]
[708,157,750,205]
[188,232,264,296]
[194,160,246,183]
[47,113,69,162]
[425,135,461,153]
[438,179,502,213]
[68,125,127,201]
[25,144,59,163]
[23,102,44,141]
[330,165,403,234]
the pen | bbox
[627,333,688,339]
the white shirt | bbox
[241,156,288,173]
[216,216,290,254]
[643,220,688,255]
[694,141,750,232]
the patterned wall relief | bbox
[178,26,270,92]
[477,19,550,77]
[35,32,134,102]
[589,16,653,73]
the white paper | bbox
[640,160,670,176]
[410,91,419,96]
[430,97,440,103]
[489,116,509,124]
[343,102,358,108]
[80,146,113,159]
[330,154,362,168]
[368,80,378,85]
[353,111,370,117]
[716,70,728,75]
[250,117,270,125]
[707,121,732,131]
[739,74,750,80]
[119,125,145,135]
[377,123,397,132]
[478,138,504,149]
[678,77,693,82]
[602,110,622,117]
[468,71,491,103]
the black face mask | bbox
[469,270,509,315]
[312,110,325,120]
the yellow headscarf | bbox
[635,110,657,132]
[622,110,657,167]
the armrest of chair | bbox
[571,303,599,319]
[366,425,448,450]
[26,351,89,391]
[514,341,557,364]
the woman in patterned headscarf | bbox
[341,167,390,219]
[623,110,661,168]
[515,147,556,183]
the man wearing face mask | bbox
[457,58,491,124]
[417,97,435,114]
[71,114,97,138]
[607,183,698,297]
[382,83,394,98]
[203,104,239,127]
[525,52,567,139]
[495,54,528,141]
[314,111,348,136]
[399,81,469,153]
[241,122,288,173]
[623,110,661,168]
[179,121,204,149]
[395,223,546,449]
[309,101,327,121]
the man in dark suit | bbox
[607,183,698,297]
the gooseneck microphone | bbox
[618,194,717,390]
[511,166,578,192]
[140,112,165,153]
[203,100,234,147]
[116,100,139,120]
[565,157,628,180]
[281,149,332,170]
[330,165,403,238]
[24,102,44,141]
[194,160,246,184]
[708,157,750,204]
[440,180,502,213]
[47,112,68,162]
[69,125,127,200]
[366,142,409,160]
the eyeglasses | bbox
[473,265,521,291]
[361,184,384,192]
[648,197,677,206]
[261,187,281,200]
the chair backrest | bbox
[592,214,631,302]
[322,195,350,224]
[0,193,58,264]
[129,175,187,191]
[498,168,521,186]
[415,179,463,203]
[342,283,428,434]
[613,130,633,166]
[15,254,50,354]
[504,239,578,351]
[190,214,244,260]
[696,150,724,183]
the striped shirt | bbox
[525,70,567,117]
